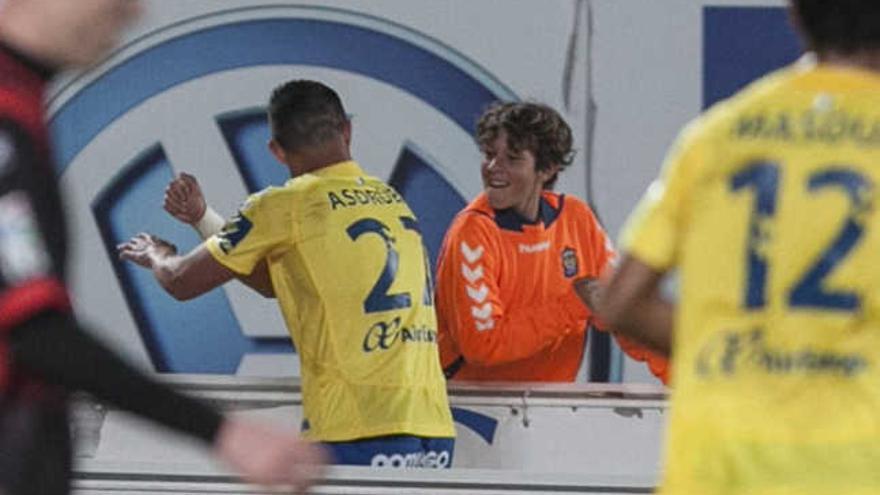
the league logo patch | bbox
[561,247,578,278]
[217,212,253,254]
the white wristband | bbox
[194,206,226,239]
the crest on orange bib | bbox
[561,247,578,278]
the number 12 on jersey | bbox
[730,161,873,312]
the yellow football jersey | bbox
[624,60,880,494]
[206,161,454,442]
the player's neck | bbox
[288,145,352,177]
[817,50,880,74]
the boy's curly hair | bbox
[476,102,575,189]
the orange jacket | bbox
[436,192,668,383]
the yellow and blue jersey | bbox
[624,60,880,494]
[206,161,454,442]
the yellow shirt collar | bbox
[308,160,364,178]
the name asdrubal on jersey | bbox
[327,184,404,210]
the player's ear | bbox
[268,138,288,166]
[341,119,352,147]
[539,164,561,189]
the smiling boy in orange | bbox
[435,102,667,383]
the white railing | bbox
[72,377,666,494]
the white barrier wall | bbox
[50,0,794,383]
[74,465,654,495]
[72,378,665,489]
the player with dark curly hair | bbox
[435,102,666,382]
[600,0,880,492]
[474,102,575,190]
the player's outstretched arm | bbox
[117,233,233,300]
[164,173,225,239]
[117,233,275,299]
[215,418,327,490]
[598,254,672,355]
[574,276,670,382]
[9,311,326,490]
[161,175,275,298]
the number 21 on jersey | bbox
[346,216,433,314]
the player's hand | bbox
[574,277,602,312]
[117,233,178,268]
[214,418,327,493]
[164,172,207,225]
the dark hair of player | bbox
[476,102,575,190]
[791,0,880,54]
[268,80,349,153]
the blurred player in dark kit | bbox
[0,1,325,494]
